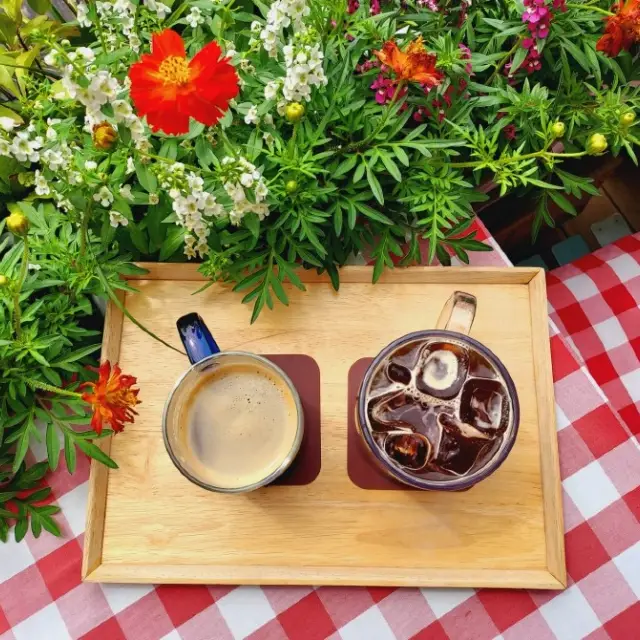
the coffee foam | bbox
[176,361,299,489]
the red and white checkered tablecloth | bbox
[2,220,639,640]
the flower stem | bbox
[12,237,29,340]
[137,151,205,175]
[24,377,83,399]
[566,3,614,16]
[88,0,109,55]
[488,36,523,84]
[79,204,92,258]
[441,149,589,169]
[217,128,237,158]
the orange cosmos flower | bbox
[81,361,141,435]
[374,36,444,88]
[596,0,640,57]
[129,29,239,135]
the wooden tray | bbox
[82,265,565,589]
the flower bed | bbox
[1,0,639,542]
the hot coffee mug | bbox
[356,292,519,491]
[163,313,304,493]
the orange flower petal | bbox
[152,28,186,59]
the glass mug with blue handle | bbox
[163,313,304,493]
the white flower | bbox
[265,80,280,101]
[224,181,245,202]
[34,171,50,196]
[244,105,259,125]
[42,149,63,170]
[94,186,114,207]
[77,2,92,27]
[46,127,57,141]
[130,33,141,51]
[186,7,204,28]
[44,50,58,66]
[146,0,170,18]
[255,179,268,200]
[263,131,275,145]
[149,193,160,205]
[0,139,10,156]
[263,113,274,126]
[112,99,134,122]
[187,172,204,191]
[0,117,18,132]
[85,160,98,170]
[10,132,42,163]
[69,171,83,184]
[87,70,120,107]
[109,210,129,227]
[76,47,96,63]
[126,157,135,174]
[240,172,255,188]
[119,184,134,200]
[28,263,41,271]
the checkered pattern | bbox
[2,219,640,640]
[547,233,640,437]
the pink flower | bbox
[370,0,381,15]
[504,124,517,140]
[348,0,359,14]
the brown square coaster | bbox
[347,358,416,491]
[265,354,321,487]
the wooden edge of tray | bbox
[81,290,125,580]
[83,563,565,589]
[128,263,542,285]
[528,270,567,588]
[82,264,564,587]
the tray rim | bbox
[81,264,566,589]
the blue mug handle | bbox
[177,313,221,364]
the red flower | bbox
[129,29,239,135]
[81,361,141,435]
[596,0,640,57]
[374,37,444,88]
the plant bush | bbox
[1,0,640,541]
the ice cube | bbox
[384,431,431,471]
[387,361,412,385]
[460,379,510,434]
[468,349,498,379]
[433,413,492,476]
[416,342,469,399]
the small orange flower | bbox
[596,0,640,57]
[129,29,239,135]
[374,36,444,88]
[93,122,118,150]
[81,361,141,435]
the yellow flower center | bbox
[159,56,190,85]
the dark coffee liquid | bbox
[366,338,511,481]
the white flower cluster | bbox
[258,0,310,57]
[186,7,204,28]
[57,55,147,150]
[220,156,269,226]
[282,37,326,102]
[0,126,43,163]
[145,0,171,19]
[160,163,225,259]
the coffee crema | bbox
[176,361,299,489]
[365,337,513,481]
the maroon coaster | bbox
[264,354,321,487]
[347,358,418,491]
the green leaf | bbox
[366,166,384,205]
[393,145,409,166]
[46,423,60,471]
[379,153,401,181]
[548,191,577,216]
[354,202,393,225]
[14,517,28,542]
[509,46,528,76]
[129,223,149,254]
[64,432,76,473]
[353,160,366,184]
[134,161,158,193]
[51,343,101,366]
[334,155,358,178]
[270,272,289,306]
[243,213,260,238]
[75,439,118,469]
[158,226,185,260]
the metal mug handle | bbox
[177,313,221,364]
[435,291,477,336]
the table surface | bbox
[1,220,639,640]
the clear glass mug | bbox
[356,292,520,491]
[162,313,304,493]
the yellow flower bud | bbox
[284,102,305,123]
[551,121,565,138]
[586,133,607,155]
[620,111,636,126]
[92,121,118,150]
[0,274,9,287]
[285,179,298,193]
[6,211,29,236]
